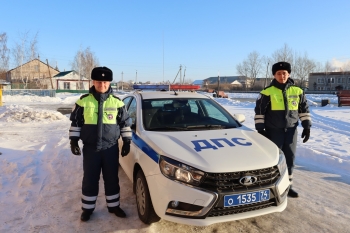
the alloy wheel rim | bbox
[136,178,146,215]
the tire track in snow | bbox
[309,107,350,137]
[298,108,350,173]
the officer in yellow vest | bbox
[69,67,132,221]
[254,61,311,198]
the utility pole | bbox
[46,59,54,89]
[78,46,82,81]
[135,70,137,84]
[217,71,220,92]
[264,62,269,88]
[38,55,40,80]
[121,72,124,91]
[0,84,3,106]
[179,65,182,84]
[20,38,24,88]
[183,66,186,84]
[163,31,164,83]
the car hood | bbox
[140,127,279,173]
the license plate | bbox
[224,189,270,207]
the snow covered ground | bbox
[0,92,349,233]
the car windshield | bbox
[142,98,241,131]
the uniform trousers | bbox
[81,144,120,213]
[266,127,297,184]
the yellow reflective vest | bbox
[76,94,124,125]
[254,78,311,130]
[260,85,303,111]
[69,87,132,150]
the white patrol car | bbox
[118,90,290,226]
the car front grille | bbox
[200,166,280,192]
[207,200,275,217]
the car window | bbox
[188,99,198,114]
[142,98,239,131]
[127,98,137,127]
[122,96,132,108]
[200,100,229,123]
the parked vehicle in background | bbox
[118,90,290,226]
[205,89,228,98]
[213,90,228,98]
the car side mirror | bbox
[233,114,245,123]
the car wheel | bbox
[135,170,160,224]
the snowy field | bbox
[0,92,349,233]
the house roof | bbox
[192,80,203,85]
[309,72,350,76]
[8,58,59,72]
[53,70,77,78]
[231,80,242,85]
[53,70,88,80]
[204,76,247,84]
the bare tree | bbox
[12,32,28,82]
[71,47,99,80]
[271,43,294,65]
[236,51,264,90]
[313,62,324,72]
[12,31,39,86]
[293,53,316,88]
[29,32,38,61]
[0,32,10,80]
[323,61,334,90]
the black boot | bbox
[109,206,126,218]
[288,188,299,198]
[81,210,92,221]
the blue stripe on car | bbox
[132,132,159,163]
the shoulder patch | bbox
[80,93,89,99]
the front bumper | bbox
[146,168,290,226]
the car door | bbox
[119,96,137,182]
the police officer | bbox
[69,66,132,221]
[254,61,311,198]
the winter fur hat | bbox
[272,62,291,75]
[91,67,113,81]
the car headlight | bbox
[159,156,204,186]
[277,149,287,175]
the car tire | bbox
[135,170,160,224]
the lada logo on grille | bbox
[239,176,257,186]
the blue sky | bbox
[2,0,350,82]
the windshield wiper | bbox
[148,124,236,131]
[147,126,189,131]
[186,124,226,129]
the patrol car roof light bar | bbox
[132,84,201,91]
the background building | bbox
[309,72,350,91]
[6,58,59,89]
[53,70,90,90]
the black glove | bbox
[301,128,310,143]
[121,140,131,157]
[257,129,267,138]
[70,140,81,155]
